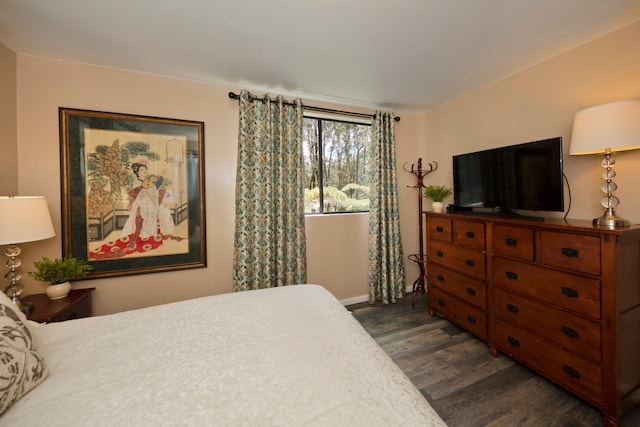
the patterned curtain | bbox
[368,111,405,304]
[233,90,307,291]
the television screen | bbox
[452,137,564,214]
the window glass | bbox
[303,117,371,213]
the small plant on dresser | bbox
[423,185,453,213]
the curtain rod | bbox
[228,92,400,122]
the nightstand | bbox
[23,288,95,323]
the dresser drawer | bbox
[539,231,601,276]
[494,319,601,404]
[428,263,486,309]
[492,224,534,261]
[494,288,601,362]
[428,217,452,242]
[429,240,486,281]
[429,287,487,340]
[492,256,601,319]
[453,220,486,250]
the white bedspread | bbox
[3,285,445,426]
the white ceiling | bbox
[2,0,640,114]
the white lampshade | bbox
[570,100,640,155]
[0,196,56,245]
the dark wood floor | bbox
[348,294,640,427]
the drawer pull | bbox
[437,274,445,282]
[436,250,444,257]
[562,326,579,339]
[561,247,579,258]
[437,299,445,306]
[507,336,520,347]
[507,304,519,314]
[505,271,518,280]
[505,238,518,246]
[465,259,475,267]
[467,315,476,324]
[563,365,581,379]
[561,287,579,299]
[466,287,476,296]
[436,226,444,232]
[465,231,475,238]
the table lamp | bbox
[570,100,640,227]
[0,196,56,313]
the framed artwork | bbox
[59,108,206,279]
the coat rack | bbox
[403,158,438,308]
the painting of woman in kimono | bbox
[88,135,188,261]
[121,160,176,246]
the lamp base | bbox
[593,208,630,228]
[13,298,34,315]
[4,286,34,315]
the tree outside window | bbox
[303,117,371,213]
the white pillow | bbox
[0,291,30,324]
[0,291,45,348]
[0,292,48,415]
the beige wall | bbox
[419,22,640,224]
[14,54,424,314]
[10,20,640,315]
[0,43,18,195]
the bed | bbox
[1,284,445,426]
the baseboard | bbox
[339,285,415,306]
[340,294,369,306]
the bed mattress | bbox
[3,284,445,426]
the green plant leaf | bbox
[29,257,93,285]
[423,185,453,202]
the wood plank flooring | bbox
[348,294,640,427]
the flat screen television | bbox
[452,137,564,218]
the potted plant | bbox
[423,185,453,213]
[29,256,93,300]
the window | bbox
[303,117,371,214]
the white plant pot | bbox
[431,201,444,213]
[46,281,71,300]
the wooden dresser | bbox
[425,212,640,427]
[426,215,488,340]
